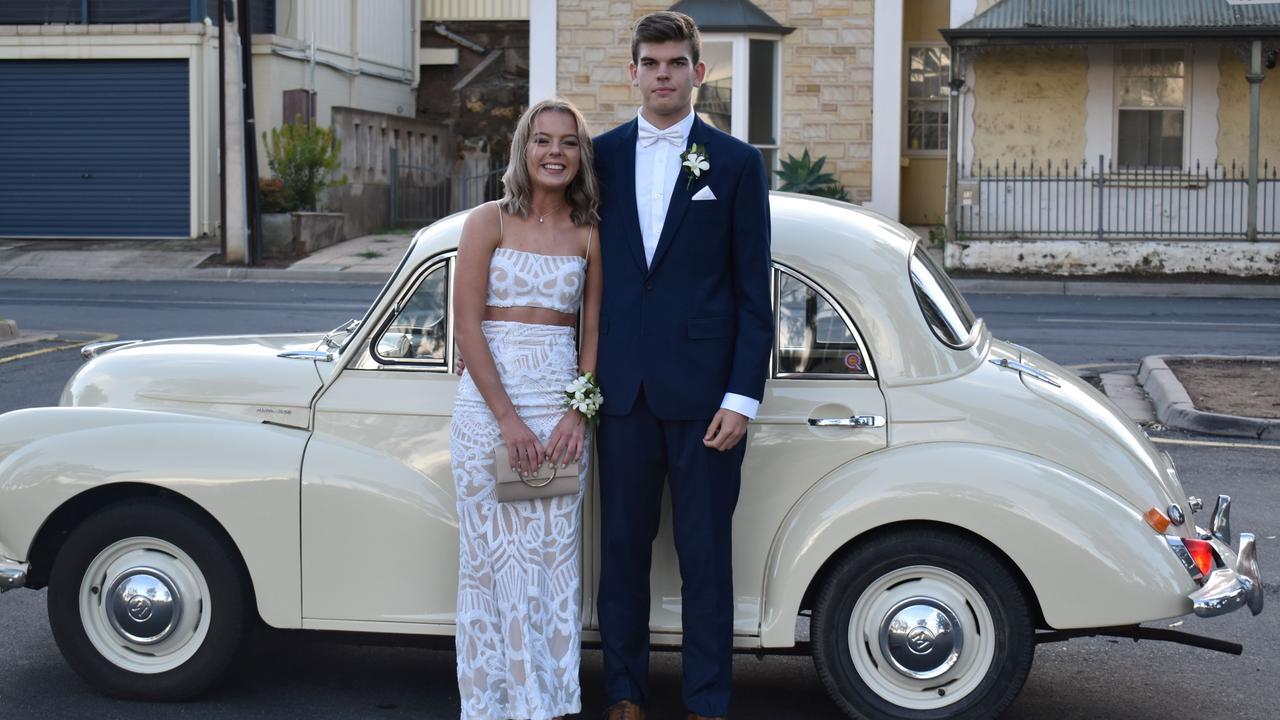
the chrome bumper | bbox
[0,556,28,592]
[1189,495,1264,618]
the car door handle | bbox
[808,415,885,428]
[278,350,333,362]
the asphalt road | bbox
[0,279,1278,719]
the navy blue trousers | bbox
[597,389,745,717]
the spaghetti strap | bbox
[496,203,504,245]
[585,225,594,259]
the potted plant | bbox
[258,176,294,258]
[263,117,347,256]
[775,148,850,201]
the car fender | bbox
[759,442,1196,647]
[0,407,305,628]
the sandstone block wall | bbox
[556,0,875,202]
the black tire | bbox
[812,527,1034,720]
[47,499,247,701]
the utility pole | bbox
[217,0,227,259]
[238,0,263,265]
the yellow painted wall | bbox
[901,0,951,223]
[902,158,948,224]
[904,0,950,43]
[1216,52,1280,168]
[971,48,1088,165]
[977,0,1001,13]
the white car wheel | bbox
[846,565,996,710]
[48,500,246,700]
[78,537,212,674]
[812,527,1034,720]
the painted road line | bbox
[0,332,117,365]
[0,295,368,311]
[1151,437,1280,451]
[1041,318,1280,329]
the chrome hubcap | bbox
[107,568,180,645]
[880,597,963,679]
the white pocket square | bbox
[691,186,717,201]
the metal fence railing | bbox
[957,157,1279,241]
[389,148,505,228]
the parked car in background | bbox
[0,194,1263,719]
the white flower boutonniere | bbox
[681,143,711,190]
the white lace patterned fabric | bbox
[451,319,586,720]
[486,247,586,315]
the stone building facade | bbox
[556,0,877,204]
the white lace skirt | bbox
[450,320,585,720]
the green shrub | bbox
[775,148,849,201]
[263,117,346,211]
[259,176,290,214]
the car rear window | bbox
[909,246,976,347]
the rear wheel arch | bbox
[799,520,1047,631]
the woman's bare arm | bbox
[453,202,544,471]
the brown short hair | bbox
[631,11,701,66]
[499,99,600,227]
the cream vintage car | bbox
[0,194,1264,719]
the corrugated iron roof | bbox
[947,0,1280,40]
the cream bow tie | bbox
[638,125,685,148]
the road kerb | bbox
[1138,354,1280,441]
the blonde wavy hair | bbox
[499,99,600,226]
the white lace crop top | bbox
[485,209,591,315]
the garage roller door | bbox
[0,59,189,238]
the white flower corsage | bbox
[564,371,604,426]
[681,143,710,189]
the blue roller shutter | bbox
[0,59,190,239]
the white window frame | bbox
[696,33,784,185]
[1112,44,1192,170]
[902,41,951,158]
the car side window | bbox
[372,261,449,366]
[775,269,870,377]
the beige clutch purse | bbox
[493,446,580,502]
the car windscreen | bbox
[909,245,976,347]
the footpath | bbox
[0,234,1277,436]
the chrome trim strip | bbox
[1166,537,1203,581]
[277,350,334,362]
[81,339,141,360]
[1211,494,1232,544]
[988,357,1062,388]
[0,558,28,592]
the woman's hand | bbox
[545,410,586,468]
[499,415,545,477]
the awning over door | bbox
[0,59,190,239]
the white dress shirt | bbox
[633,108,760,421]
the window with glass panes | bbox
[905,45,950,154]
[693,36,780,183]
[1116,48,1186,169]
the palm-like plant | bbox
[775,148,850,201]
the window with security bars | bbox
[1116,48,1186,169]
[906,46,950,154]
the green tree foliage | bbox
[774,148,849,201]
[263,117,345,212]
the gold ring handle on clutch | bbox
[520,464,559,488]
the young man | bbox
[592,11,773,720]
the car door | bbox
[301,256,463,629]
[589,264,889,639]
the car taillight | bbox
[1182,538,1215,577]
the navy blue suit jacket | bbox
[593,116,773,420]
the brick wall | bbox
[556,0,875,202]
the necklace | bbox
[535,204,564,223]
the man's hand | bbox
[703,408,749,452]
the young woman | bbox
[449,98,602,720]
